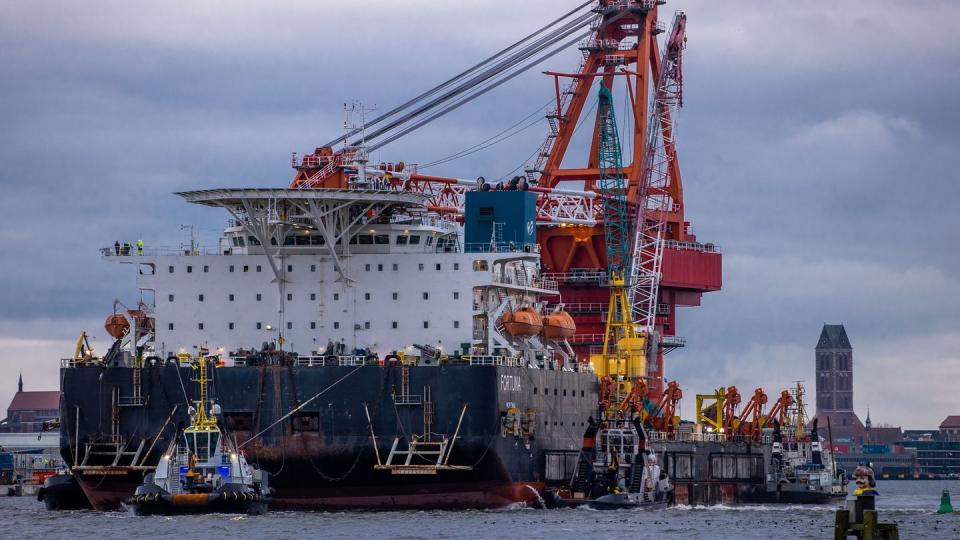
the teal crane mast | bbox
[596,82,631,277]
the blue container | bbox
[464,191,537,251]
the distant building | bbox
[0,374,59,433]
[940,415,960,442]
[812,324,865,441]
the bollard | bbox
[938,488,954,514]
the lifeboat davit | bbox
[500,307,543,337]
[541,310,576,340]
[104,314,130,339]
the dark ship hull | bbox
[61,362,596,510]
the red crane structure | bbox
[532,1,720,397]
[286,1,721,396]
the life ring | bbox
[384,354,400,365]
[325,355,338,366]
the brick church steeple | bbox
[812,324,865,441]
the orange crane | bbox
[734,387,768,441]
[764,389,794,428]
[721,386,741,435]
[646,380,682,435]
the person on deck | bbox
[114,240,120,255]
[640,452,662,502]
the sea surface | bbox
[2,480,959,539]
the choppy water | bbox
[3,480,959,539]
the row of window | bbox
[167,291,460,302]
[168,320,461,331]
[167,262,474,274]
[364,262,461,272]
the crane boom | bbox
[629,10,687,333]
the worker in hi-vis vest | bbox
[137,239,144,255]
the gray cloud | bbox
[1,1,957,427]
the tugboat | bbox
[548,415,673,510]
[127,353,271,515]
[37,469,92,510]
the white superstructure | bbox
[103,188,563,363]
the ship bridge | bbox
[176,188,434,284]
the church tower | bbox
[813,324,865,440]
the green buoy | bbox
[938,489,955,514]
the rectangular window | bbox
[418,263,424,271]
[310,293,316,301]
[168,266,175,273]
[287,265,293,273]
[392,292,398,300]
[453,263,460,271]
[229,265,235,272]
[243,265,249,272]
[168,323,174,330]
[310,264,316,272]
[423,321,429,329]
[422,292,429,300]
[377,264,383,272]
[187,265,193,273]
[229,294,234,302]
[334,293,340,301]
[287,322,293,330]
[396,235,408,245]
[310,322,316,330]
[435,263,441,271]
[454,321,460,328]
[364,293,371,300]
[287,293,293,301]
[203,265,209,273]
[256,265,262,272]
[426,236,433,246]
[392,321,398,329]
[374,234,390,245]
[365,264,371,272]
[198,294,204,302]
[168,294,174,302]
[453,291,460,299]
[392,263,398,271]
[256,322,262,329]
[364,321,370,329]
[409,235,421,245]
[473,260,488,271]
[357,235,373,245]
[229,322,234,330]
[198,322,204,330]
[334,322,340,329]
[256,293,262,301]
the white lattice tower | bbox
[629,11,685,331]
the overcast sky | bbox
[1,1,957,429]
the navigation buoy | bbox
[938,488,954,514]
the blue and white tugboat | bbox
[127,354,271,515]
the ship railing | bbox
[647,430,731,443]
[463,242,540,254]
[569,333,606,344]
[465,355,520,367]
[541,270,610,285]
[663,239,721,253]
[550,302,607,314]
[490,274,559,293]
[101,245,221,257]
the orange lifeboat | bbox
[500,307,543,337]
[104,314,130,339]
[541,310,576,340]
